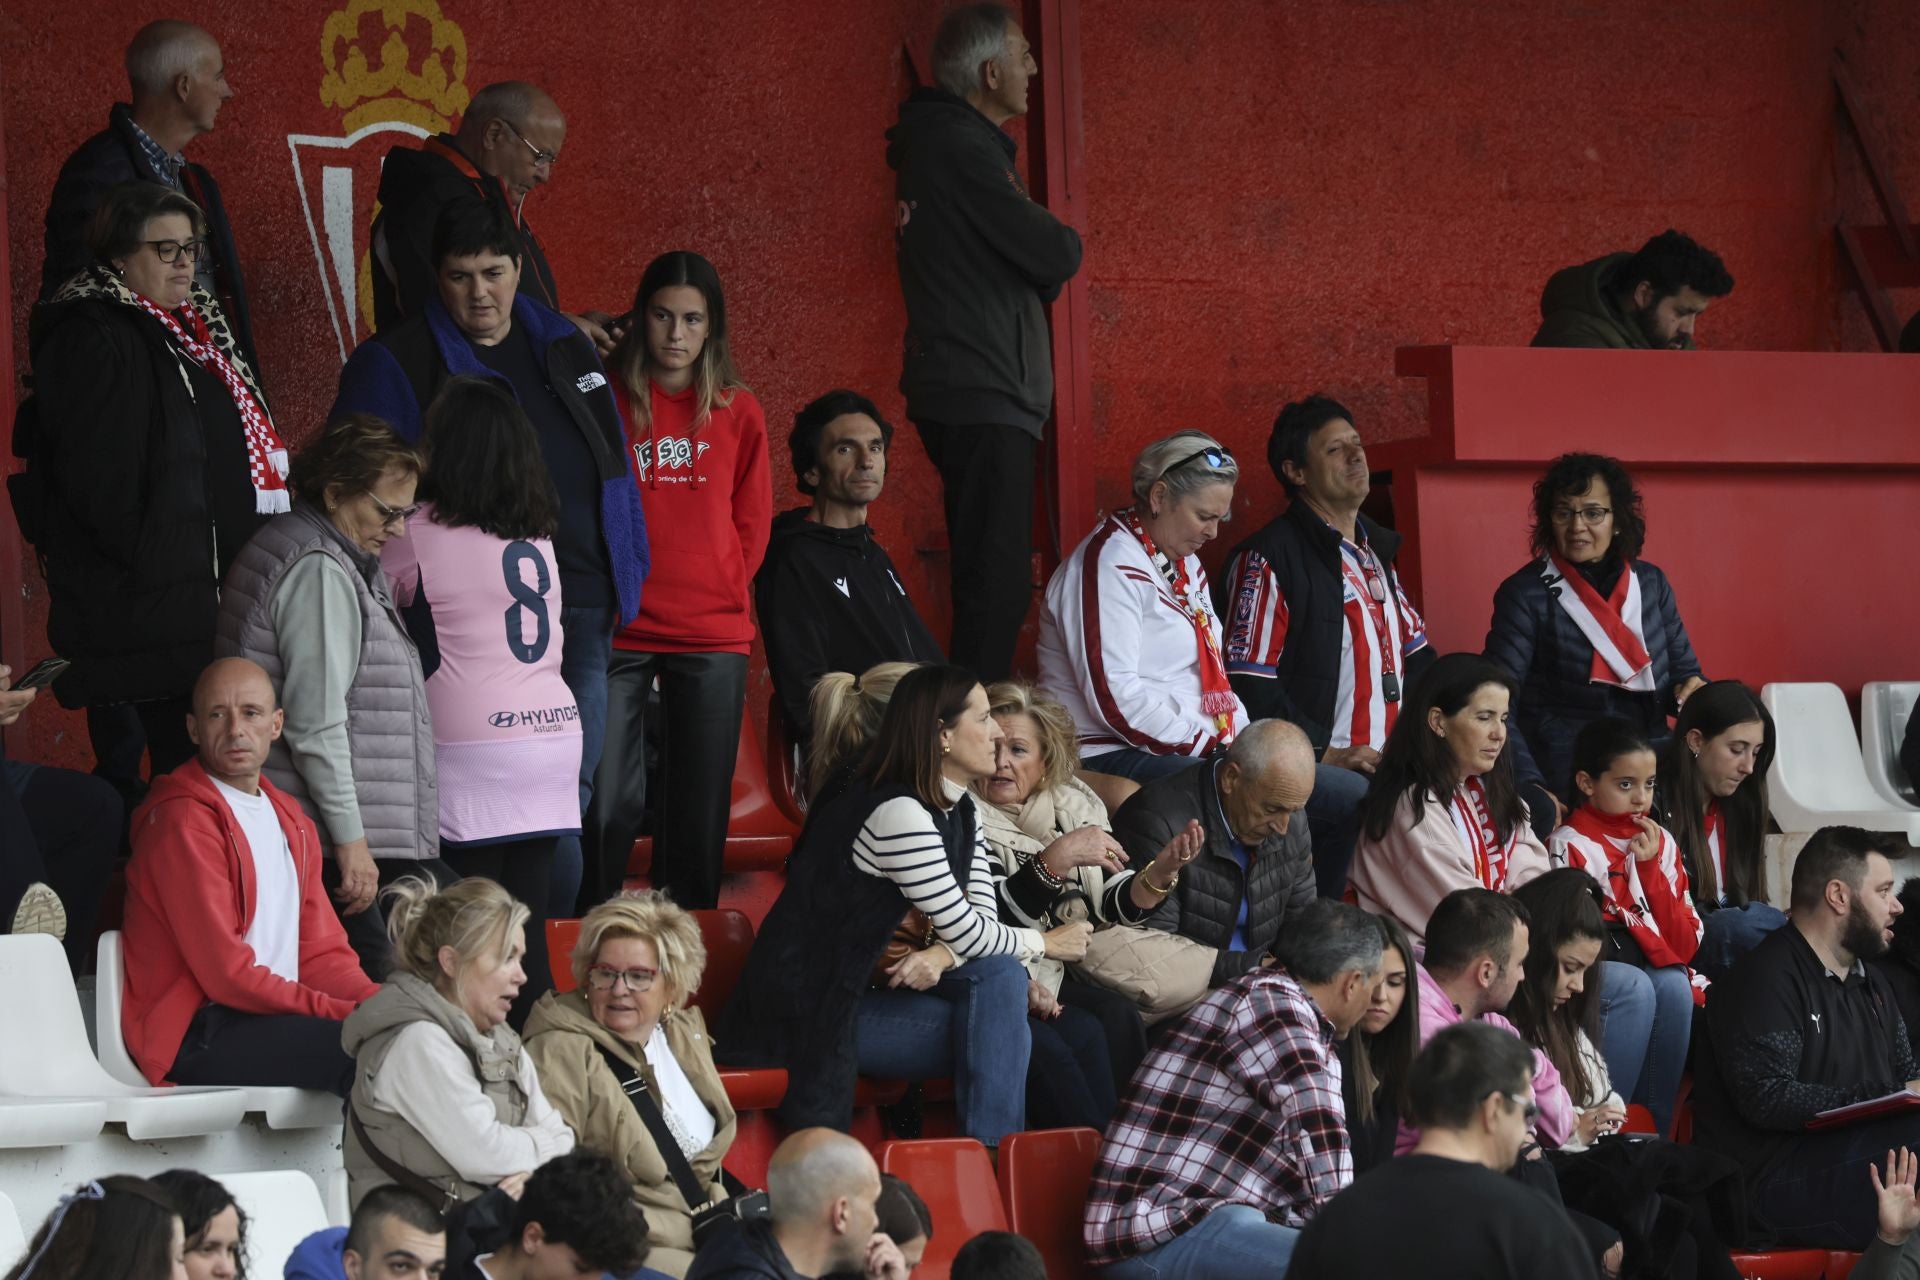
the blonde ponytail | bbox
[382,875,529,994]
[805,661,922,802]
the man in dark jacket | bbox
[1696,826,1920,1251]
[1221,395,1435,899]
[687,1129,904,1280]
[41,20,257,371]
[756,388,944,743]
[1111,720,1318,987]
[1531,229,1733,350]
[445,1150,650,1280]
[887,3,1083,682]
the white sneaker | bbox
[10,883,67,940]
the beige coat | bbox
[1349,787,1550,946]
[977,775,1118,995]
[523,989,737,1278]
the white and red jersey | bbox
[1038,514,1249,760]
[1551,806,1708,1004]
[1223,532,1428,750]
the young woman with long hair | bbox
[1338,913,1418,1173]
[149,1170,247,1280]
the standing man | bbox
[755,389,945,744]
[1531,229,1733,350]
[1221,395,1434,899]
[887,2,1083,681]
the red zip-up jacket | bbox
[123,758,378,1084]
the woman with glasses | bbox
[524,891,734,1278]
[216,413,442,979]
[20,181,288,778]
[381,377,582,1022]
[1038,430,1248,783]
[1484,452,1705,806]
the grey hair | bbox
[459,81,557,137]
[125,20,216,99]
[932,3,1016,100]
[1277,900,1385,985]
[1130,430,1239,505]
[1223,718,1314,775]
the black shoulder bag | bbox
[594,1045,769,1247]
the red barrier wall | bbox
[4,0,1919,770]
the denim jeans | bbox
[557,604,614,916]
[854,953,1031,1146]
[1695,901,1789,981]
[1080,749,1204,784]
[1100,1204,1298,1280]
[1596,960,1692,1135]
[1305,762,1368,899]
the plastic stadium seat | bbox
[1622,1104,1659,1135]
[1861,681,1920,807]
[222,1171,330,1278]
[875,1138,1008,1280]
[999,1127,1101,1280]
[624,707,798,879]
[95,932,342,1130]
[0,1096,110,1149]
[0,1190,26,1272]
[764,694,807,828]
[548,917,584,991]
[0,934,249,1140]
[1670,1075,1693,1144]
[1830,1253,1862,1279]
[1728,1251,1832,1279]
[1761,684,1920,839]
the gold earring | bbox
[942,743,951,755]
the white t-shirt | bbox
[645,1023,717,1158]
[211,776,300,983]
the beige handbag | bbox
[1073,925,1216,1025]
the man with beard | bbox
[1695,825,1920,1251]
[1531,229,1733,350]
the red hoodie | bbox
[1551,804,1709,1005]
[616,379,772,653]
[123,759,379,1084]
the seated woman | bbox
[1337,913,1416,1175]
[717,664,1099,1148]
[1350,653,1551,944]
[150,1170,247,1280]
[1508,870,1742,1280]
[1484,452,1705,808]
[1657,680,1784,980]
[1038,430,1247,783]
[1550,718,1699,1137]
[805,661,921,805]
[217,413,442,978]
[877,1174,933,1273]
[342,877,574,1207]
[4,1176,187,1280]
[524,891,735,1279]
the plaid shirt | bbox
[1083,967,1352,1264]
[127,117,183,188]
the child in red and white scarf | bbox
[1549,717,1707,1006]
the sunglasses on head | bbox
[1157,445,1233,484]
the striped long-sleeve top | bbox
[851,779,1046,964]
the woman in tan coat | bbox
[523,891,735,1278]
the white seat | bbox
[1762,683,1920,839]
[1862,681,1920,809]
[0,1097,111,1149]
[95,932,345,1131]
[220,1170,329,1279]
[0,1189,24,1274]
[322,1167,351,1227]
[0,934,249,1140]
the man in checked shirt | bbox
[1083,900,1383,1279]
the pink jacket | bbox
[1395,964,1573,1154]
[1350,786,1550,945]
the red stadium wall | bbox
[4,0,1918,771]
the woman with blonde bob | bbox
[523,891,736,1278]
[342,877,573,1208]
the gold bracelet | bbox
[1141,868,1178,895]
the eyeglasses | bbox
[499,118,559,168]
[586,964,659,993]
[1549,505,1612,526]
[144,239,206,266]
[367,493,420,530]
[1502,1091,1541,1124]
[1157,445,1234,484]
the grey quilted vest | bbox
[215,501,438,859]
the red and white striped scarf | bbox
[1119,508,1239,741]
[1539,554,1654,692]
[1449,776,1516,890]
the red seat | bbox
[1670,1074,1693,1143]
[1829,1252,1862,1279]
[764,693,806,828]
[1728,1251,1833,1279]
[875,1138,1008,1280]
[618,704,797,881]
[1622,1104,1659,1135]
[999,1128,1100,1280]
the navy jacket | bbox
[1484,558,1701,798]
[330,293,649,625]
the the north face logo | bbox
[575,371,607,393]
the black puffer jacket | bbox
[1110,759,1316,986]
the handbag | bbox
[1073,925,1216,1024]
[594,1045,770,1247]
[869,907,936,988]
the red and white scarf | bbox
[131,293,288,513]
[1449,777,1517,890]
[1538,555,1653,692]
[1120,508,1238,741]
[1566,803,1658,926]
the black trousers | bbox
[916,421,1037,683]
[587,649,747,911]
[329,855,462,984]
[1027,1001,1119,1132]
[0,759,120,972]
[133,696,198,779]
[1058,971,1150,1090]
[442,836,556,1031]
[170,1003,356,1098]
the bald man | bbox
[41,19,257,365]
[120,658,377,1096]
[1111,719,1320,988]
[687,1129,908,1280]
